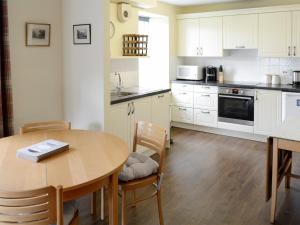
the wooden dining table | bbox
[0,129,129,225]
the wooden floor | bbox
[77,128,300,225]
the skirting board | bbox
[171,122,267,143]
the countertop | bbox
[111,87,171,105]
[172,80,300,92]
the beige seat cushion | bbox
[119,152,159,182]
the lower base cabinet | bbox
[254,90,282,135]
[106,93,171,152]
[171,106,193,124]
[194,109,217,127]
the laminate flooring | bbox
[77,128,300,225]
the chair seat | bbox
[119,152,159,182]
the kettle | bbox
[293,71,300,86]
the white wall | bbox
[8,0,63,133]
[181,51,300,84]
[62,0,109,130]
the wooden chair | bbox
[0,186,79,225]
[120,121,167,225]
[20,121,71,134]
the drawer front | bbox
[172,83,194,92]
[194,93,218,110]
[172,91,194,107]
[194,85,218,94]
[172,106,193,124]
[194,109,217,127]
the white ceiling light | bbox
[160,0,248,6]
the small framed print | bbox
[26,23,51,46]
[73,24,91,45]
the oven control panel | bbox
[220,87,255,97]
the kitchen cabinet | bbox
[254,90,282,135]
[177,19,199,57]
[199,17,223,57]
[259,12,292,57]
[223,14,258,49]
[171,106,194,124]
[151,93,171,139]
[106,102,131,145]
[194,93,218,110]
[177,17,223,57]
[293,11,300,57]
[172,83,194,107]
[107,93,170,151]
[194,109,218,127]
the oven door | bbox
[218,94,254,126]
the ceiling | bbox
[160,0,249,6]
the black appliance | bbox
[203,66,217,82]
[218,87,255,126]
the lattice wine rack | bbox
[123,34,148,56]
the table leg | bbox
[271,138,279,224]
[109,172,119,225]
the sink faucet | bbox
[114,72,122,92]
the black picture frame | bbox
[73,24,91,45]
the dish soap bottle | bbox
[219,65,224,83]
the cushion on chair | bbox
[119,152,159,182]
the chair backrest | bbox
[0,186,63,225]
[133,121,167,174]
[20,121,71,134]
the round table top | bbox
[0,130,129,192]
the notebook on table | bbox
[17,139,69,162]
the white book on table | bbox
[17,139,69,162]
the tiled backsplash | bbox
[180,50,300,84]
[110,59,139,90]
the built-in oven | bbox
[218,87,255,126]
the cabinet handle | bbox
[235,45,245,49]
[201,94,210,97]
[200,47,203,56]
[294,46,297,57]
[180,92,187,95]
[196,47,199,56]
[158,94,164,98]
[203,86,210,89]
[127,103,131,116]
[201,111,210,114]
[179,107,187,111]
[288,46,291,56]
[131,102,135,115]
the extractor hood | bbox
[110,0,157,9]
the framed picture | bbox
[26,23,51,46]
[73,24,91,45]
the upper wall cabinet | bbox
[199,17,223,57]
[292,11,300,57]
[177,19,199,57]
[223,14,258,49]
[177,17,223,57]
[259,12,292,57]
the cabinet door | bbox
[177,19,199,57]
[132,98,152,153]
[194,109,217,128]
[259,12,292,57]
[151,93,171,139]
[292,11,300,57]
[106,103,131,145]
[223,14,258,49]
[199,17,223,57]
[172,91,194,107]
[254,90,282,136]
[171,106,193,124]
[194,93,218,110]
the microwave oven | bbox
[177,65,202,80]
